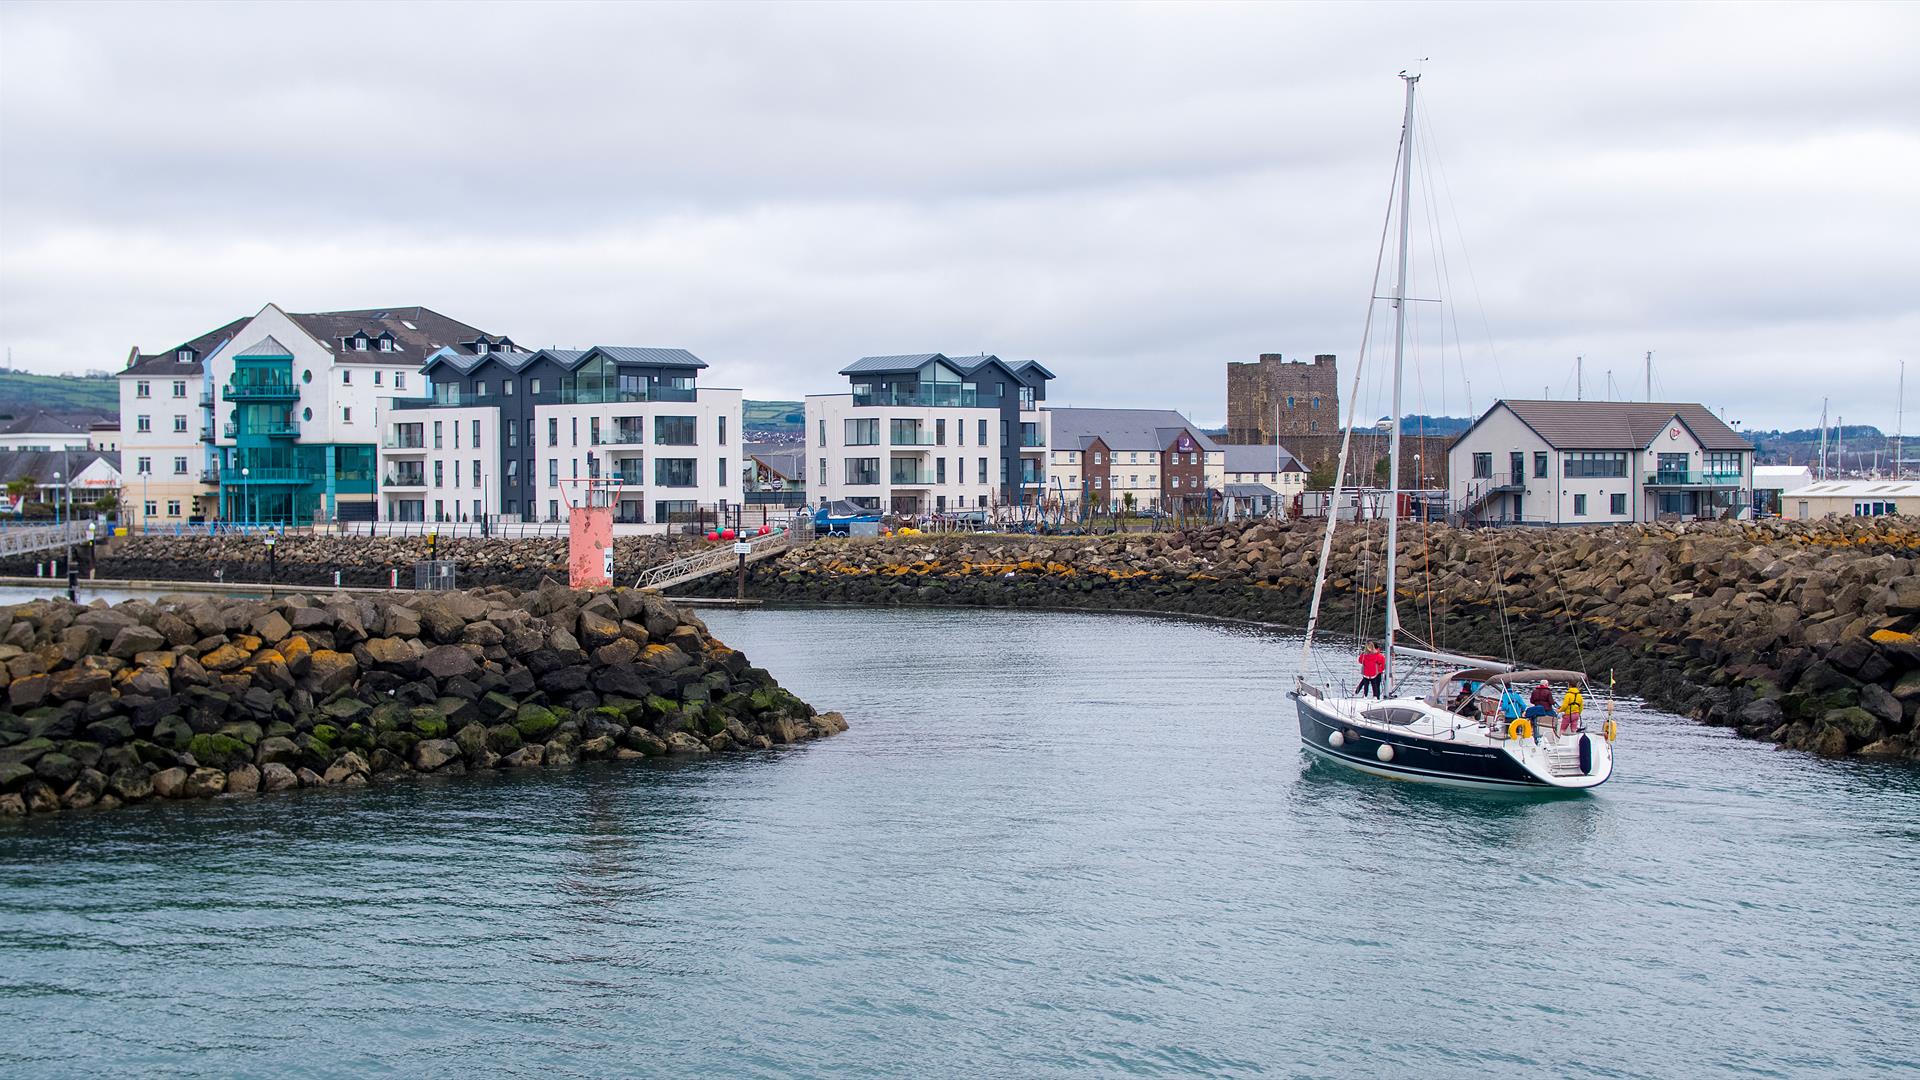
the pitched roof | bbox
[1046,408,1221,453]
[1220,443,1305,473]
[578,346,706,369]
[233,335,294,359]
[749,451,804,481]
[840,353,945,376]
[287,306,507,364]
[0,410,92,436]
[1473,400,1752,452]
[120,315,251,377]
[0,448,119,486]
[1008,359,1057,380]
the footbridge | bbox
[0,521,97,562]
[635,526,808,593]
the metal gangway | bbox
[0,521,96,561]
[632,525,806,593]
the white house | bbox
[118,315,248,525]
[1448,400,1753,525]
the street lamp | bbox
[51,470,61,525]
[242,466,251,526]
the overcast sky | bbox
[2,1,1914,431]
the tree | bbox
[1373,456,1391,485]
[1308,461,1337,490]
[1122,492,1136,516]
[5,476,35,500]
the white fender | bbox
[1329,730,1345,748]
[1377,743,1395,762]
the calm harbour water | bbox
[2,601,1917,1078]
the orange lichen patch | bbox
[1869,628,1915,645]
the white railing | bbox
[633,528,800,592]
[0,521,95,559]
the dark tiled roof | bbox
[1479,400,1752,452]
[1046,408,1222,453]
[120,316,251,377]
[0,410,91,436]
[288,306,506,364]
[0,448,119,486]
[840,353,945,376]
[1220,443,1305,473]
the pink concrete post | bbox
[568,503,614,589]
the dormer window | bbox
[176,349,193,363]
[353,335,369,351]
[378,338,394,352]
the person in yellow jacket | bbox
[1559,684,1586,734]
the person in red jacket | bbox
[1356,643,1387,698]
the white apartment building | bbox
[118,316,247,525]
[1449,400,1753,525]
[385,345,741,526]
[806,353,1053,514]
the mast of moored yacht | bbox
[1381,72,1417,682]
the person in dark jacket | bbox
[1523,679,1557,721]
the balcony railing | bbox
[854,386,978,408]
[384,434,427,449]
[890,467,933,485]
[1643,470,1744,487]
[222,380,298,401]
[1021,434,1046,448]
[384,472,428,488]
[890,429,937,446]
[844,472,881,487]
[532,385,698,406]
[593,429,649,446]
[224,467,306,484]
[226,421,300,438]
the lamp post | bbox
[242,466,251,526]
[52,470,61,525]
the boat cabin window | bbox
[1363,707,1424,726]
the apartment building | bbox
[1043,408,1223,511]
[805,353,1053,514]
[205,303,512,523]
[1448,400,1753,525]
[118,315,248,524]
[381,345,740,524]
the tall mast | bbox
[1576,356,1583,401]
[1382,72,1417,677]
[1645,351,1653,402]
[1819,398,1829,480]
[1897,361,1905,482]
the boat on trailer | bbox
[1287,72,1617,791]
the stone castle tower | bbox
[1226,353,1339,443]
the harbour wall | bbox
[690,517,1920,761]
[0,586,844,819]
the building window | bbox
[655,458,697,487]
[166,499,181,517]
[1705,452,1742,476]
[176,349,192,363]
[718,416,727,445]
[845,418,879,446]
[396,373,407,390]
[548,459,559,486]
[433,461,444,487]
[718,456,727,483]
[503,380,514,397]
[1472,453,1492,479]
[173,415,187,433]
[548,499,559,521]
[655,416,697,445]
[507,460,519,482]
[136,381,151,398]
[529,378,541,395]
[844,458,879,486]
[548,417,558,446]
[342,407,352,423]
[172,456,187,474]
[353,336,368,352]
[136,456,152,475]
[379,338,394,352]
[1610,493,1626,515]
[1094,452,1104,465]
[1533,452,1548,478]
[144,500,157,517]
[507,419,518,447]
[1564,452,1629,479]
[979,457,987,485]
[374,370,383,385]
[818,419,827,447]
[819,458,827,486]
[1172,476,1182,490]
[472,459,482,487]
[571,417,579,446]
[475,380,489,398]
[978,419,987,445]
[433,421,444,449]
[1573,494,1588,516]
[471,419,481,447]
[172,380,186,398]
[434,499,445,521]
[137,415,152,433]
[342,370,352,384]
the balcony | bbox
[224,467,306,484]
[1643,470,1744,487]
[225,421,300,439]
[593,429,648,446]
[890,428,937,446]
[1021,434,1046,448]
[536,385,698,406]
[853,386,978,409]
[889,466,933,486]
[384,471,428,488]
[383,434,427,452]
[222,379,298,401]
[608,471,646,486]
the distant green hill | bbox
[0,371,118,418]
[745,400,803,430]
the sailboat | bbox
[1289,74,1615,791]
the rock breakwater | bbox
[0,586,844,819]
[713,516,1920,760]
[6,532,702,589]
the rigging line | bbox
[1412,118,1454,419]
[1416,97,1502,405]
[1554,575,1588,675]
[1298,116,1404,677]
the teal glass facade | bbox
[217,349,374,523]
